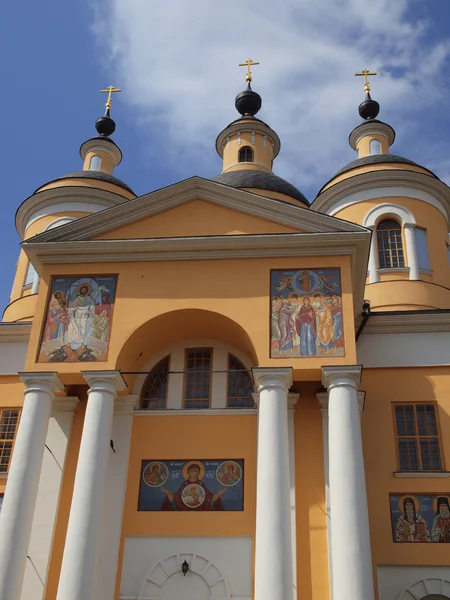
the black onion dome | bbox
[358,91,380,120]
[34,170,135,195]
[95,108,116,136]
[235,83,262,117]
[212,170,309,205]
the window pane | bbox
[416,404,438,436]
[369,139,381,155]
[377,221,405,269]
[89,155,102,171]
[395,405,416,436]
[24,262,36,286]
[184,349,211,409]
[227,354,254,408]
[415,228,431,271]
[420,438,442,470]
[398,439,419,470]
[141,356,170,410]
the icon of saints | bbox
[143,462,168,487]
[161,462,227,511]
[216,461,241,486]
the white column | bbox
[253,367,293,600]
[317,392,333,600]
[0,372,64,600]
[322,366,374,600]
[404,223,419,280]
[56,371,126,600]
[93,395,138,600]
[21,397,79,600]
[367,226,379,283]
[288,393,299,600]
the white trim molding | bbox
[394,471,450,478]
[397,578,450,600]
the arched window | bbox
[89,155,102,171]
[377,219,405,268]
[227,354,254,408]
[238,146,254,163]
[184,348,212,409]
[369,139,382,155]
[140,355,170,409]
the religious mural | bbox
[390,494,450,543]
[38,275,117,363]
[138,459,244,511]
[270,268,344,358]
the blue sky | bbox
[1,0,450,314]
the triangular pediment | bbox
[29,176,368,244]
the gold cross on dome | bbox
[355,69,377,93]
[100,85,121,110]
[239,58,260,83]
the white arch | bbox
[363,203,419,283]
[30,217,77,293]
[397,578,450,600]
[363,202,417,228]
[138,552,231,599]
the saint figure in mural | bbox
[330,294,344,350]
[431,497,450,542]
[296,297,316,356]
[314,294,334,355]
[271,295,283,354]
[395,497,430,542]
[296,270,313,293]
[161,463,226,511]
[278,299,296,354]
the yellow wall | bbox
[36,178,135,199]
[221,131,274,174]
[321,164,432,192]
[82,150,115,174]
[356,134,389,158]
[362,367,450,571]
[25,254,356,382]
[96,199,300,239]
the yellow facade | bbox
[1,85,450,600]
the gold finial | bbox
[355,69,377,93]
[239,58,260,83]
[100,85,121,110]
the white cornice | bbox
[133,408,257,416]
[0,322,32,342]
[349,121,395,150]
[17,186,130,238]
[363,312,450,334]
[312,170,450,223]
[28,177,367,245]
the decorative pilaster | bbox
[403,223,419,280]
[56,371,126,600]
[321,366,374,600]
[0,372,64,600]
[367,226,379,283]
[252,367,293,600]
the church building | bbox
[0,65,449,600]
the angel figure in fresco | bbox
[431,497,450,542]
[161,463,226,511]
[272,275,294,291]
[317,274,339,295]
[296,296,316,356]
[396,497,430,542]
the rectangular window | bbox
[24,262,36,287]
[377,222,405,269]
[184,348,212,409]
[394,403,443,471]
[415,228,431,271]
[0,409,21,473]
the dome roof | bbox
[34,170,135,195]
[333,154,437,179]
[212,170,309,205]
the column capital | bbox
[52,396,80,414]
[82,370,127,396]
[322,365,362,391]
[288,393,299,411]
[19,372,64,397]
[252,367,292,393]
[114,395,139,414]
[317,388,366,412]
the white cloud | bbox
[90,0,450,198]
